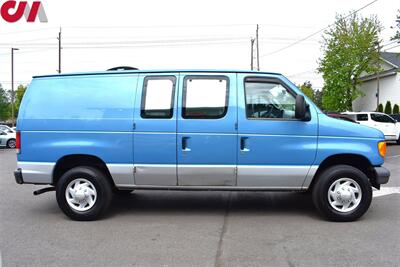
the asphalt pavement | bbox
[1,146,399,267]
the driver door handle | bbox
[240,137,250,152]
[182,137,191,152]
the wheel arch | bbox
[52,154,116,188]
[309,153,376,190]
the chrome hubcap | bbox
[65,178,97,212]
[328,178,362,213]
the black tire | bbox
[56,166,113,221]
[397,136,400,145]
[6,138,16,148]
[114,189,134,196]
[312,165,372,222]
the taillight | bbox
[16,131,21,154]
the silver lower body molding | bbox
[115,184,306,191]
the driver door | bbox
[237,74,318,188]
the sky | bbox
[0,0,399,91]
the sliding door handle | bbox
[182,137,191,152]
[240,137,250,152]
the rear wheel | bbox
[312,165,372,222]
[6,139,16,148]
[56,166,113,221]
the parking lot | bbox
[0,146,399,267]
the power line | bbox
[64,24,255,30]
[0,27,58,35]
[260,0,379,58]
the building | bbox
[352,52,400,112]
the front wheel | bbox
[312,165,372,222]
[56,166,113,221]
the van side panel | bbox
[17,75,138,184]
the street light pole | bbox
[11,47,19,127]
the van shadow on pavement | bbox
[106,191,318,219]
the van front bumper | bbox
[14,168,24,184]
[373,166,390,185]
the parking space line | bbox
[387,155,400,159]
[373,187,400,198]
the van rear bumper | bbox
[373,166,390,185]
[14,168,24,184]
[14,162,54,184]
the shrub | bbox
[393,104,399,114]
[384,101,392,114]
[377,103,384,112]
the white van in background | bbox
[343,112,400,144]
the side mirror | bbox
[295,95,310,121]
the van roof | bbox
[33,69,283,79]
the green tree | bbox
[391,10,400,41]
[384,101,392,114]
[297,81,323,109]
[14,84,27,115]
[393,104,400,114]
[318,12,382,112]
[299,81,314,100]
[0,83,11,121]
[313,90,323,110]
[377,103,384,112]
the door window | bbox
[371,113,395,123]
[356,114,368,121]
[141,77,175,119]
[182,77,228,119]
[245,81,296,119]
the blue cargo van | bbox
[14,70,390,221]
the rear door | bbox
[133,74,178,185]
[177,73,237,186]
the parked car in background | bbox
[326,112,358,123]
[0,130,16,148]
[390,114,400,122]
[0,125,15,133]
[343,112,400,144]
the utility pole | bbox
[250,38,255,70]
[256,24,260,71]
[376,42,380,109]
[57,27,62,73]
[11,48,19,127]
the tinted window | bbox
[356,114,368,121]
[371,113,394,123]
[245,81,296,119]
[141,77,175,119]
[183,77,228,119]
